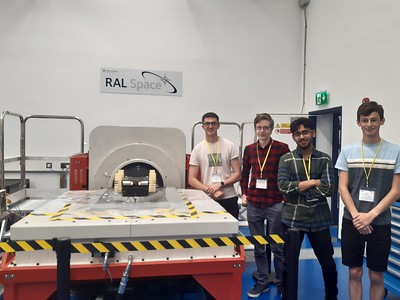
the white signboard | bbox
[100,68,183,96]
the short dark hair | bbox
[202,112,219,123]
[254,113,274,128]
[290,117,315,134]
[357,100,384,121]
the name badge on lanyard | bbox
[256,141,273,190]
[256,178,268,190]
[359,186,375,202]
[212,172,222,183]
[206,140,222,183]
[359,138,382,203]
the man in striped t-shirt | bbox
[336,100,400,300]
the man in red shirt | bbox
[241,113,289,298]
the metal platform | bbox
[10,188,238,241]
[2,188,245,300]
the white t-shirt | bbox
[189,137,239,199]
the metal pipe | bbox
[191,121,202,151]
[300,6,309,113]
[239,121,253,160]
[24,115,85,154]
[190,121,241,151]
[0,111,24,190]
[103,252,109,270]
[0,219,7,242]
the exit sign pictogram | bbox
[315,91,329,105]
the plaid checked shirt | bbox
[240,139,290,207]
[277,147,334,231]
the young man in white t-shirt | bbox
[188,112,241,218]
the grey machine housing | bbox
[88,126,186,190]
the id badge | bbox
[359,187,375,202]
[212,173,222,183]
[256,178,268,190]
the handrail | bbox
[190,121,241,151]
[0,112,85,191]
[240,121,256,157]
[190,121,242,167]
[24,115,85,154]
[240,113,313,156]
[0,111,24,190]
[191,114,313,159]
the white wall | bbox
[3,0,400,191]
[304,0,400,146]
[303,0,400,236]
[0,0,304,157]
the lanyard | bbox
[302,155,311,180]
[257,140,273,177]
[205,139,220,167]
[361,138,382,187]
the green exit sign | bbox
[315,91,329,105]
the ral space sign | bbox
[100,68,183,96]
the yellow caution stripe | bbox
[32,200,200,221]
[0,235,284,253]
[50,214,194,221]
[0,239,53,252]
[49,203,72,221]
[185,201,199,218]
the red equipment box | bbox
[69,153,89,190]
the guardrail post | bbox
[56,237,71,300]
[286,228,300,300]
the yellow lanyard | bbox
[205,139,220,167]
[361,138,382,187]
[257,140,273,178]
[302,155,311,180]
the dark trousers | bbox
[283,226,338,300]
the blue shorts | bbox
[341,217,391,272]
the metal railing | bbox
[0,111,24,190]
[0,112,85,191]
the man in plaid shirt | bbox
[241,113,289,298]
[278,117,338,300]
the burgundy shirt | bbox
[241,139,289,207]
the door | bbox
[309,107,342,226]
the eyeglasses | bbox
[256,126,271,132]
[293,130,312,137]
[203,122,219,127]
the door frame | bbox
[309,107,342,226]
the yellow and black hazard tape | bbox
[0,234,284,253]
[185,201,198,218]
[49,203,72,221]
[30,201,205,221]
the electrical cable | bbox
[102,252,113,283]
[116,255,133,299]
[300,6,308,114]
